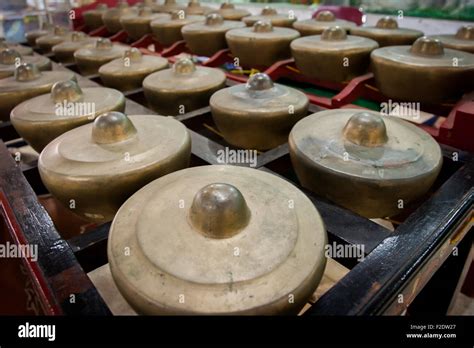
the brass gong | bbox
[99,48,168,91]
[11,80,125,152]
[108,165,327,315]
[371,36,474,103]
[102,1,137,34]
[35,26,72,53]
[0,49,51,79]
[350,16,423,47]
[120,7,168,40]
[150,11,204,46]
[182,13,245,57]
[184,0,213,15]
[289,109,443,218]
[430,25,474,53]
[242,7,296,28]
[0,40,33,56]
[0,63,76,122]
[74,38,129,75]
[216,2,251,21]
[226,20,300,68]
[39,111,192,223]
[151,0,186,14]
[143,57,226,115]
[25,22,54,47]
[210,73,309,150]
[83,3,108,30]
[291,26,378,83]
[52,32,96,64]
[293,10,356,36]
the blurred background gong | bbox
[99,48,168,92]
[74,38,129,75]
[143,57,226,115]
[150,11,204,47]
[226,20,300,68]
[293,10,355,36]
[243,7,296,28]
[291,26,378,83]
[430,25,474,53]
[181,13,245,57]
[350,16,423,47]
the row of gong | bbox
[4,70,443,314]
[0,4,456,314]
[18,5,474,106]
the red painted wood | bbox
[160,40,189,58]
[109,30,129,43]
[331,73,374,108]
[202,49,232,68]
[131,33,153,48]
[89,25,110,37]
[0,190,62,315]
[421,96,474,152]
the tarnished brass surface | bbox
[242,7,296,28]
[216,2,250,21]
[0,49,51,79]
[182,13,245,56]
[150,11,204,46]
[35,26,72,53]
[430,25,474,53]
[293,10,355,36]
[210,73,308,150]
[26,30,49,47]
[74,38,129,75]
[11,80,125,152]
[151,0,185,13]
[83,3,108,30]
[143,57,226,115]
[52,32,96,64]
[102,2,137,34]
[108,165,327,315]
[291,26,378,83]
[226,20,300,68]
[289,109,443,218]
[0,63,76,122]
[99,48,168,91]
[184,0,212,15]
[350,16,423,47]
[0,41,33,56]
[371,36,474,103]
[39,112,191,223]
[25,23,54,47]
[120,7,168,40]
